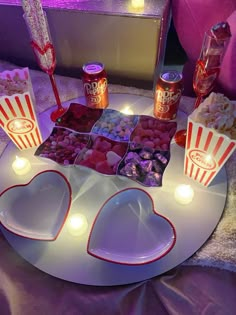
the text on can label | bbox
[84,78,107,96]
[88,95,101,104]
[156,89,181,105]
[156,105,169,113]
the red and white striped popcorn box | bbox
[0,68,42,150]
[184,117,236,187]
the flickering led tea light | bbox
[174,184,194,205]
[12,156,31,175]
[131,0,144,9]
[67,213,88,236]
[120,105,134,115]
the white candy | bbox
[106,151,122,166]
[84,149,93,159]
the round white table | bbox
[0,94,227,286]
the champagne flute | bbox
[175,34,222,147]
[175,23,231,148]
[22,0,67,122]
[193,30,229,109]
[29,23,67,122]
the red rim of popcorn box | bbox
[0,68,42,150]
[184,93,236,187]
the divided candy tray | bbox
[35,103,177,187]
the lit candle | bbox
[174,184,194,205]
[12,156,31,176]
[67,213,88,236]
[120,106,134,115]
[131,0,144,9]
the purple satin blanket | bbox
[0,232,236,315]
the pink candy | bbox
[35,127,89,165]
[130,116,176,151]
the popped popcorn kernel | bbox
[194,92,236,139]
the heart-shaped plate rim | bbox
[87,187,176,265]
[0,170,72,241]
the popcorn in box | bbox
[35,103,177,187]
[184,93,236,186]
[0,68,42,150]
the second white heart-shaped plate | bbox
[87,188,176,265]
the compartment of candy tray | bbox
[35,103,177,187]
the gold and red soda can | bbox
[82,62,109,109]
[154,70,183,120]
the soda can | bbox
[154,70,183,120]
[82,62,109,109]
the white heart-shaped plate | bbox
[87,188,176,265]
[0,170,72,240]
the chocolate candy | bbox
[155,152,168,165]
[119,162,138,177]
[118,147,170,187]
[152,160,164,173]
[139,160,153,173]
[143,172,162,186]
[124,152,141,164]
[139,148,154,160]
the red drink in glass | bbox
[193,60,220,97]
[193,24,231,109]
